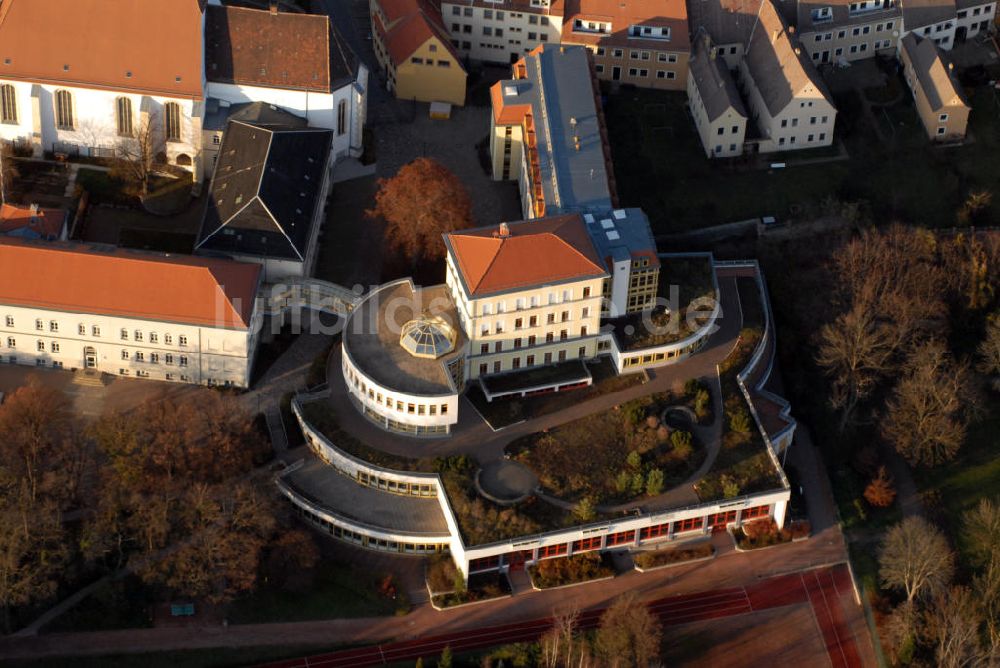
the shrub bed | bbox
[528,552,615,589]
[431,572,512,608]
[734,519,811,550]
[633,542,714,569]
[509,391,706,505]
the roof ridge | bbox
[461,235,502,293]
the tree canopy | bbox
[366,158,473,261]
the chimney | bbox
[269,1,279,15]
[499,222,510,238]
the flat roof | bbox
[343,281,466,396]
[494,45,615,215]
[583,207,660,269]
[283,452,450,535]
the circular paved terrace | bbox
[476,460,539,505]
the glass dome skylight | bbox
[399,316,457,359]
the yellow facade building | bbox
[444,216,608,380]
[900,33,971,142]
[369,0,467,106]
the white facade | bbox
[0,80,204,178]
[206,71,369,161]
[0,304,262,388]
[441,2,563,64]
[955,2,996,39]
[341,342,460,435]
[740,66,838,153]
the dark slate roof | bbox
[204,100,308,132]
[196,120,332,262]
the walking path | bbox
[260,563,868,668]
[0,534,864,662]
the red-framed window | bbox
[741,504,770,521]
[504,549,534,566]
[572,536,602,552]
[538,543,569,559]
[468,555,501,572]
[639,522,670,541]
[708,510,738,528]
[673,516,704,533]
[606,530,636,546]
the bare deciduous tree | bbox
[0,381,78,505]
[879,516,954,603]
[112,113,159,198]
[816,306,896,432]
[978,312,1000,384]
[818,225,947,431]
[963,497,1000,568]
[922,586,989,668]
[882,600,918,666]
[0,489,66,633]
[0,141,19,203]
[594,593,662,668]
[881,341,977,467]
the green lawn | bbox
[75,167,133,205]
[225,565,402,624]
[914,406,1000,567]
[5,644,351,668]
[603,84,1000,233]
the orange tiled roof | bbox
[0,238,261,330]
[562,0,690,51]
[445,215,608,296]
[0,203,66,240]
[374,0,464,68]
[490,81,532,125]
[0,0,205,99]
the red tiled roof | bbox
[562,0,690,51]
[0,238,261,330]
[0,203,66,240]
[445,215,608,296]
[0,0,205,99]
[490,82,532,125]
[205,4,349,93]
[374,0,464,68]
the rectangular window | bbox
[178,335,187,346]
[49,320,58,332]
[4,316,12,327]
[134,330,142,341]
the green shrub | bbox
[626,450,642,470]
[614,471,631,494]
[694,389,711,418]
[670,430,693,452]
[721,475,741,499]
[729,406,752,434]
[645,469,665,496]
[684,378,702,396]
[634,542,713,568]
[529,553,614,589]
[621,400,647,426]
[574,497,597,521]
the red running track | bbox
[258,563,864,668]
